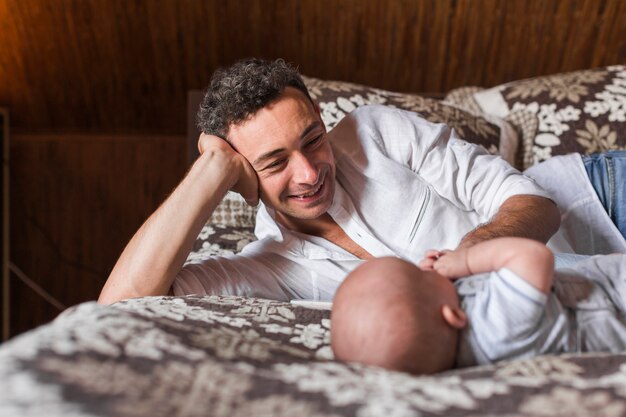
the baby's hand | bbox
[417,249,443,270]
[433,248,471,279]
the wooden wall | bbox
[2,0,625,133]
[9,134,185,335]
[1,0,625,337]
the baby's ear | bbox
[441,304,467,329]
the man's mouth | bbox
[289,176,326,200]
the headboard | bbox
[5,0,625,134]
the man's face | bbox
[228,87,336,226]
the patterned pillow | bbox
[461,65,626,169]
[209,192,256,228]
[302,76,519,164]
[186,224,256,264]
[444,87,539,170]
[208,77,520,228]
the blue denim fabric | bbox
[583,151,626,240]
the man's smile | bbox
[287,173,327,202]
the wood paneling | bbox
[1,109,7,341]
[0,0,624,134]
[9,133,185,335]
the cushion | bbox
[186,224,256,264]
[209,192,256,228]
[6,295,626,416]
[303,76,518,163]
[451,65,626,169]
[207,76,520,228]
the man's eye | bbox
[266,159,286,170]
[306,135,324,148]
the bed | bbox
[2,65,626,416]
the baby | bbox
[330,237,626,374]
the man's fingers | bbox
[198,133,224,154]
[238,156,260,206]
[196,133,261,205]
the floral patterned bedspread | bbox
[3,294,626,417]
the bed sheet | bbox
[2,294,626,416]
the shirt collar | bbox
[253,181,358,260]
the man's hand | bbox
[99,133,261,304]
[198,133,259,206]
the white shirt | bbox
[173,105,552,300]
[457,254,626,368]
[525,153,626,255]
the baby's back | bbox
[456,254,626,368]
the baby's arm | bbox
[433,237,554,294]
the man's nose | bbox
[292,152,319,184]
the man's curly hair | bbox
[196,58,313,140]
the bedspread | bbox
[3,295,626,416]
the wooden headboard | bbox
[3,0,625,134]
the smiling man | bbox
[99,58,561,304]
[228,88,337,228]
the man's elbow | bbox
[97,284,140,305]
[97,287,127,305]
[98,275,174,305]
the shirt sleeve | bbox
[466,268,552,363]
[357,106,552,219]
[172,248,314,301]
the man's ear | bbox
[441,304,467,329]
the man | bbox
[98,58,560,304]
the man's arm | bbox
[376,110,560,247]
[433,237,555,294]
[419,194,559,271]
[457,194,561,248]
[98,135,258,305]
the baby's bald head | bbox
[331,257,460,375]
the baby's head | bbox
[331,257,467,375]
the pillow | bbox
[209,192,256,228]
[302,76,519,164]
[207,77,519,228]
[444,86,538,170]
[458,65,626,169]
[186,223,257,264]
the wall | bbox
[2,0,625,133]
[1,0,625,336]
[9,134,185,335]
